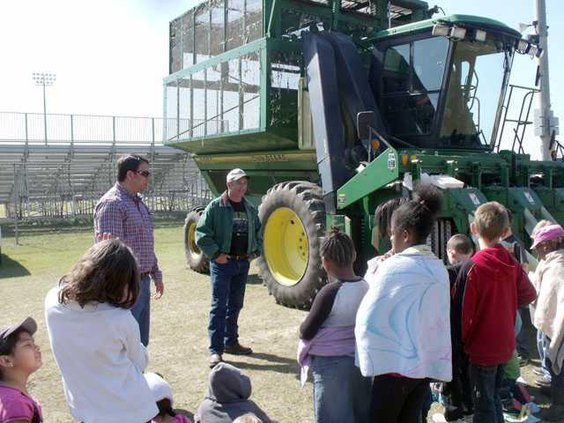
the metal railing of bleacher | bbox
[0,111,197,145]
[0,111,213,225]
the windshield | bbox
[380,37,449,138]
[439,39,513,149]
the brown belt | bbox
[140,272,150,279]
[231,254,249,260]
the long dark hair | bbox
[59,239,140,309]
[391,184,443,244]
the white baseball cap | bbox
[144,372,174,405]
[226,168,248,183]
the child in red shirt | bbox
[452,202,536,422]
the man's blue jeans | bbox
[469,363,504,423]
[209,258,249,354]
[311,355,371,423]
[131,275,151,346]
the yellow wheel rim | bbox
[264,207,308,286]
[187,222,201,259]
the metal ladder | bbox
[496,84,540,154]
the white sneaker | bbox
[432,413,447,423]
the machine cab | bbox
[370,16,528,151]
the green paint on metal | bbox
[166,0,564,292]
[336,148,400,209]
[372,14,521,40]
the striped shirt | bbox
[94,183,162,281]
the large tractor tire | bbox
[183,208,209,273]
[257,181,326,309]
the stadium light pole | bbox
[32,72,56,145]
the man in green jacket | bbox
[196,168,262,368]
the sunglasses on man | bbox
[136,170,151,178]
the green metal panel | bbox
[193,148,318,194]
[193,149,317,171]
[481,186,558,245]
[443,188,488,234]
[336,148,400,209]
[530,187,564,225]
[167,129,298,154]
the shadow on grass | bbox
[247,274,264,285]
[228,352,299,375]
[0,254,31,279]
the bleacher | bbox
[0,112,212,221]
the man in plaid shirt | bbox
[94,154,164,346]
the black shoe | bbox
[540,405,564,421]
[535,383,551,397]
[209,353,223,368]
[224,342,253,355]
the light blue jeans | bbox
[131,275,151,346]
[311,355,371,423]
[537,329,551,378]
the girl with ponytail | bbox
[356,184,452,422]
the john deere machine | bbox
[164,0,564,308]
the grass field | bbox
[0,223,312,422]
[0,223,550,422]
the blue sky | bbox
[0,0,561,157]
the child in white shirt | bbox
[45,239,158,423]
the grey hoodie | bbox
[194,363,271,423]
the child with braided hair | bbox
[298,229,371,423]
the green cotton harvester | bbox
[164,0,564,308]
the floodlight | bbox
[32,71,57,145]
[517,39,529,54]
[475,30,487,42]
[449,26,466,40]
[432,23,450,37]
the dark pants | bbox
[515,307,530,358]
[546,346,564,389]
[208,258,249,354]
[131,275,151,346]
[420,385,433,422]
[443,347,473,419]
[370,375,428,423]
[469,364,504,423]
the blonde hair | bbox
[233,413,263,423]
[531,219,553,237]
[473,202,509,242]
